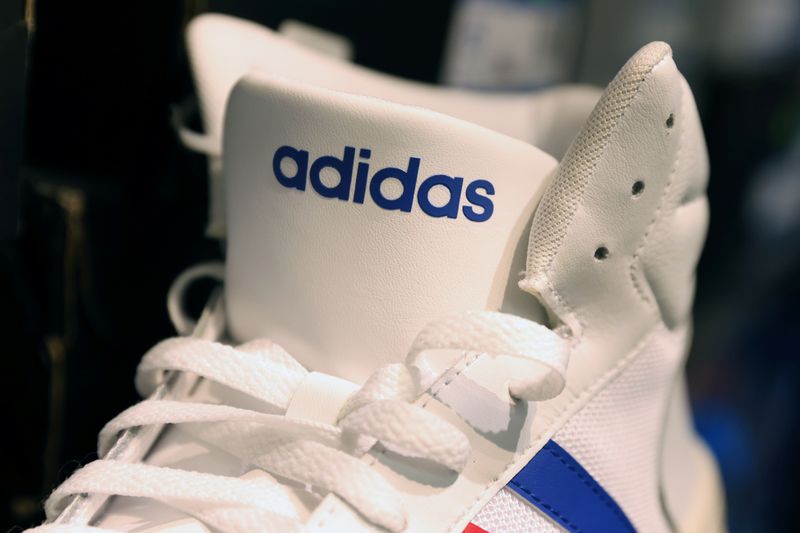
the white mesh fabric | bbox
[553,326,685,533]
[472,487,562,533]
[469,328,683,533]
[527,42,672,276]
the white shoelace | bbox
[36,310,568,533]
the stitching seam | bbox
[539,51,672,279]
[629,89,685,308]
[541,444,634,530]
[509,479,582,533]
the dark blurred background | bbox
[1,0,798,531]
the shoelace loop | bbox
[42,310,568,532]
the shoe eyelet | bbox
[594,246,609,261]
[632,180,645,197]
[666,113,675,129]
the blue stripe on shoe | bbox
[507,440,636,533]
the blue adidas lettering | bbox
[272,145,495,222]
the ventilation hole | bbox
[632,180,645,197]
[594,246,609,261]
[666,113,675,129]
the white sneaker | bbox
[31,30,725,533]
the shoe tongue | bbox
[224,74,557,382]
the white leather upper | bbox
[221,39,714,533]
[41,16,724,532]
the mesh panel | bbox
[527,42,672,276]
[553,329,683,533]
[472,487,562,533]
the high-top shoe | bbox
[31,35,725,533]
